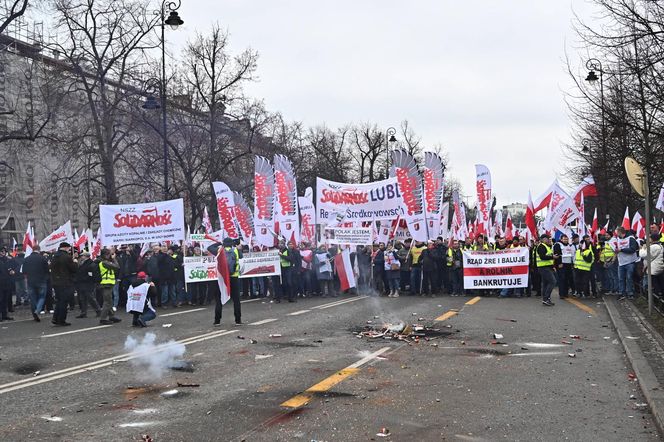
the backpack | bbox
[225,247,238,275]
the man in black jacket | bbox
[22,245,50,321]
[50,242,78,326]
[536,234,559,307]
[75,252,101,318]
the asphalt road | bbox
[0,292,660,441]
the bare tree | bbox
[0,0,29,35]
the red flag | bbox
[334,248,356,291]
[622,207,631,230]
[74,230,89,252]
[533,181,557,213]
[631,211,646,239]
[505,212,514,241]
[591,208,598,242]
[572,175,598,203]
[525,191,537,239]
[216,247,231,305]
[23,221,34,257]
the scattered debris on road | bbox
[353,320,450,343]
[568,353,576,358]
[176,382,200,388]
[495,318,517,322]
[376,427,390,437]
[269,334,282,338]
[141,435,153,442]
[255,354,274,360]
[169,360,194,373]
[160,389,181,398]
[41,415,63,422]
[492,333,504,339]
[162,323,172,328]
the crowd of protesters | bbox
[0,222,662,325]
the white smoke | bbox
[124,332,186,380]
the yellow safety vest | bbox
[446,248,453,267]
[411,246,425,265]
[280,249,290,268]
[536,243,554,268]
[472,244,489,251]
[225,247,240,277]
[99,262,115,286]
[574,249,592,272]
[600,243,615,262]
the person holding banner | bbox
[209,238,242,325]
[126,272,157,327]
[384,244,401,297]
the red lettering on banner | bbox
[275,171,296,215]
[113,207,173,228]
[50,232,66,241]
[558,207,574,227]
[320,188,369,205]
[423,169,440,214]
[395,168,421,216]
[255,174,272,220]
[216,197,238,238]
[464,265,529,277]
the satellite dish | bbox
[624,156,646,197]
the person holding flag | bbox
[209,238,242,326]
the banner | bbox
[212,182,238,239]
[475,164,492,235]
[543,184,579,236]
[316,176,403,224]
[391,149,427,242]
[657,183,664,212]
[39,220,74,252]
[238,250,281,278]
[184,255,217,283]
[99,199,185,246]
[254,156,276,248]
[462,247,529,289]
[424,152,445,240]
[274,155,300,243]
[325,227,373,246]
[233,191,254,244]
[440,201,450,240]
[299,187,316,245]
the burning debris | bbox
[353,320,451,343]
[124,332,186,380]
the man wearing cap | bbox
[0,246,15,321]
[98,248,122,325]
[49,242,78,326]
[536,234,558,306]
[74,251,101,318]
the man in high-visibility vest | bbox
[574,237,594,298]
[210,238,242,325]
[650,224,664,244]
[599,234,618,294]
[536,234,559,306]
[98,248,121,325]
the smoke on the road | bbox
[124,332,185,380]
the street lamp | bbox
[585,58,608,216]
[385,127,397,176]
[142,1,184,200]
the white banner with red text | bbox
[238,250,281,279]
[184,255,218,283]
[99,199,186,246]
[39,220,74,252]
[462,247,529,289]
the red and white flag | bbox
[233,191,254,245]
[622,207,631,230]
[577,193,587,237]
[632,211,646,239]
[139,242,150,257]
[299,187,316,245]
[212,181,239,239]
[254,156,276,248]
[655,183,664,212]
[474,164,492,235]
[525,191,538,239]
[202,206,213,234]
[11,238,17,257]
[273,154,300,244]
[572,175,598,203]
[591,208,599,242]
[423,152,445,239]
[216,247,231,305]
[39,221,74,253]
[90,228,102,260]
[544,185,579,237]
[505,213,514,241]
[391,149,427,242]
[23,221,34,257]
[334,248,356,291]
[533,181,558,213]
[74,229,89,252]
[494,209,503,237]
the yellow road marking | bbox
[465,296,481,305]
[565,297,596,316]
[280,368,360,408]
[435,311,458,321]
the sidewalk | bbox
[606,296,664,435]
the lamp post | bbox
[585,58,608,216]
[142,1,184,200]
[384,127,397,177]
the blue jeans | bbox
[161,282,177,305]
[112,281,120,308]
[410,267,422,294]
[27,281,47,313]
[618,262,635,297]
[141,309,156,323]
[176,279,189,303]
[607,261,619,292]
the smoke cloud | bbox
[124,332,186,380]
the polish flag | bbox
[525,191,538,239]
[632,211,646,239]
[11,238,17,257]
[577,193,587,237]
[90,228,102,260]
[22,221,34,258]
[202,206,213,234]
[139,242,150,257]
[622,207,631,230]
[505,212,514,241]
[655,183,664,212]
[572,175,598,203]
[334,248,356,291]
[389,215,401,240]
[591,208,599,242]
[74,229,89,251]
[216,247,231,305]
[533,181,558,213]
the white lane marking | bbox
[0,330,233,394]
[316,296,369,310]
[311,296,367,310]
[287,310,310,316]
[348,347,391,368]
[241,298,261,303]
[519,342,568,348]
[41,325,112,338]
[509,351,564,357]
[160,308,207,317]
[119,421,164,428]
[249,318,278,326]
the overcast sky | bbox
[167,1,596,205]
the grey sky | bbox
[168,1,595,205]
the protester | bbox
[210,238,242,325]
[22,244,49,321]
[639,233,664,296]
[447,240,463,296]
[573,237,594,298]
[49,242,78,326]
[158,245,177,308]
[616,226,639,301]
[420,240,438,296]
[536,234,558,306]
[372,243,386,295]
[409,241,426,295]
[314,244,333,297]
[384,244,401,297]
[0,246,15,321]
[553,234,575,299]
[74,251,101,318]
[126,271,157,327]
[98,248,122,325]
[11,245,26,307]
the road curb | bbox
[605,297,664,434]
